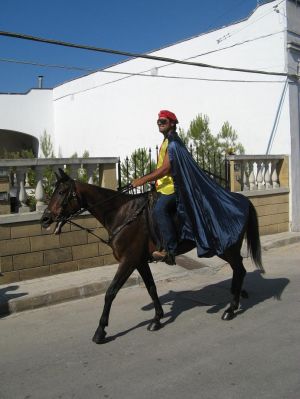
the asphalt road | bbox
[1,243,300,399]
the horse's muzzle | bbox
[40,209,53,229]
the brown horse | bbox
[41,168,264,344]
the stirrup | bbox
[152,250,176,265]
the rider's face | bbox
[157,118,174,134]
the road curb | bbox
[0,276,140,317]
[262,235,300,251]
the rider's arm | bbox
[132,151,171,188]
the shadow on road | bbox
[142,270,290,327]
[0,285,28,318]
[96,271,290,344]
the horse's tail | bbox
[246,201,265,273]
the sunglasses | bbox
[157,118,169,126]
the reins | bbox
[61,182,148,245]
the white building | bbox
[0,0,300,228]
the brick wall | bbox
[0,214,116,284]
[0,189,290,285]
[246,190,289,235]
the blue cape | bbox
[167,132,249,257]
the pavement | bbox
[1,231,300,317]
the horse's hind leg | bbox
[136,262,164,331]
[92,262,134,344]
[221,248,246,321]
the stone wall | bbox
[247,189,289,235]
[0,213,116,285]
[0,190,290,285]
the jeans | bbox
[152,193,177,255]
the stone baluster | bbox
[35,167,47,212]
[16,168,29,213]
[241,161,249,191]
[248,161,256,190]
[264,161,271,189]
[24,170,29,187]
[85,164,95,184]
[257,161,264,190]
[271,160,280,188]
[19,180,30,213]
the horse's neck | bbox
[76,182,125,228]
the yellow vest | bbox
[156,139,175,195]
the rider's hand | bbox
[132,178,145,188]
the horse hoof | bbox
[222,311,235,321]
[241,289,249,298]
[147,321,161,331]
[92,330,107,344]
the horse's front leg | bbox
[136,262,164,331]
[92,261,135,344]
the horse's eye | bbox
[58,191,63,195]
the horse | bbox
[41,168,264,344]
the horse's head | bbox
[40,168,81,234]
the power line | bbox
[0,30,285,77]
[53,73,286,102]
[0,57,94,72]
[0,56,286,100]
[0,30,297,79]
[0,56,287,83]
[147,30,285,76]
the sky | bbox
[0,0,263,93]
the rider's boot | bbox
[152,250,176,265]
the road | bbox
[1,243,300,399]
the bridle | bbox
[53,179,148,245]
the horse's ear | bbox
[55,171,60,181]
[58,168,70,180]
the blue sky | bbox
[0,0,261,93]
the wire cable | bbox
[0,30,297,79]
[0,30,285,77]
[52,73,286,102]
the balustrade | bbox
[227,155,288,192]
[0,155,289,215]
[0,157,118,215]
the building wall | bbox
[0,89,53,150]
[52,0,289,159]
[286,0,300,230]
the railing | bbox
[119,145,229,190]
[227,155,289,192]
[0,157,118,215]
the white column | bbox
[35,167,47,212]
[264,161,272,190]
[249,161,256,191]
[271,160,279,188]
[256,161,264,190]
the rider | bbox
[132,110,178,265]
[132,109,250,266]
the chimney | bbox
[38,75,44,89]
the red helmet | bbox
[158,110,178,124]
